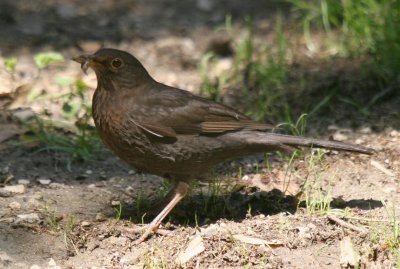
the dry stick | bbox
[344,216,395,223]
[327,215,367,234]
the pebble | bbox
[241,175,250,181]
[85,170,93,175]
[48,258,61,269]
[359,126,372,134]
[16,213,41,224]
[111,200,120,206]
[108,236,128,246]
[0,189,12,197]
[355,138,364,144]
[332,132,348,142]
[0,251,13,265]
[390,130,399,137]
[37,179,51,185]
[12,109,35,121]
[2,184,26,194]
[30,265,41,269]
[8,201,21,210]
[87,184,96,189]
[49,183,64,189]
[95,213,106,221]
[17,179,30,185]
[81,221,91,227]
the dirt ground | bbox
[0,1,400,268]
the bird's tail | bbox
[244,132,374,155]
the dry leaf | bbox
[340,236,360,268]
[233,234,283,247]
[176,235,205,264]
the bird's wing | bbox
[129,86,274,138]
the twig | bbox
[342,216,395,223]
[327,215,367,234]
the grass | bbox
[198,15,293,122]
[288,0,400,82]
[5,52,102,164]
[297,148,335,215]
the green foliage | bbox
[34,52,64,69]
[279,113,308,137]
[198,52,219,100]
[22,78,101,164]
[302,149,333,215]
[4,57,17,73]
[199,15,291,122]
[289,0,400,81]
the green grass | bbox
[301,148,334,215]
[288,0,400,82]
[5,52,102,164]
[199,15,292,122]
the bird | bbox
[73,48,374,243]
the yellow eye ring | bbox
[111,58,123,69]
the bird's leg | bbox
[134,181,189,244]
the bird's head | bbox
[73,48,153,90]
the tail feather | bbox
[248,133,374,155]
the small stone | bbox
[30,265,41,269]
[359,126,372,134]
[16,213,41,224]
[86,170,93,175]
[81,221,91,227]
[390,130,399,137]
[0,251,13,266]
[49,183,65,189]
[241,175,250,181]
[108,236,128,246]
[17,179,30,185]
[3,184,26,194]
[355,138,364,144]
[37,179,51,185]
[111,200,120,206]
[13,109,35,121]
[95,213,106,221]
[8,201,21,210]
[88,184,96,188]
[0,189,12,197]
[48,258,60,268]
[333,132,348,142]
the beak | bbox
[72,54,94,75]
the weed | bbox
[199,15,292,122]
[382,201,400,252]
[34,51,64,69]
[301,148,334,215]
[289,0,400,82]
[114,203,123,221]
[19,76,102,164]
[4,57,17,73]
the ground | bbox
[0,1,399,268]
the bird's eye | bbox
[111,58,123,69]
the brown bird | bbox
[73,48,374,243]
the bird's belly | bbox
[97,126,237,178]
